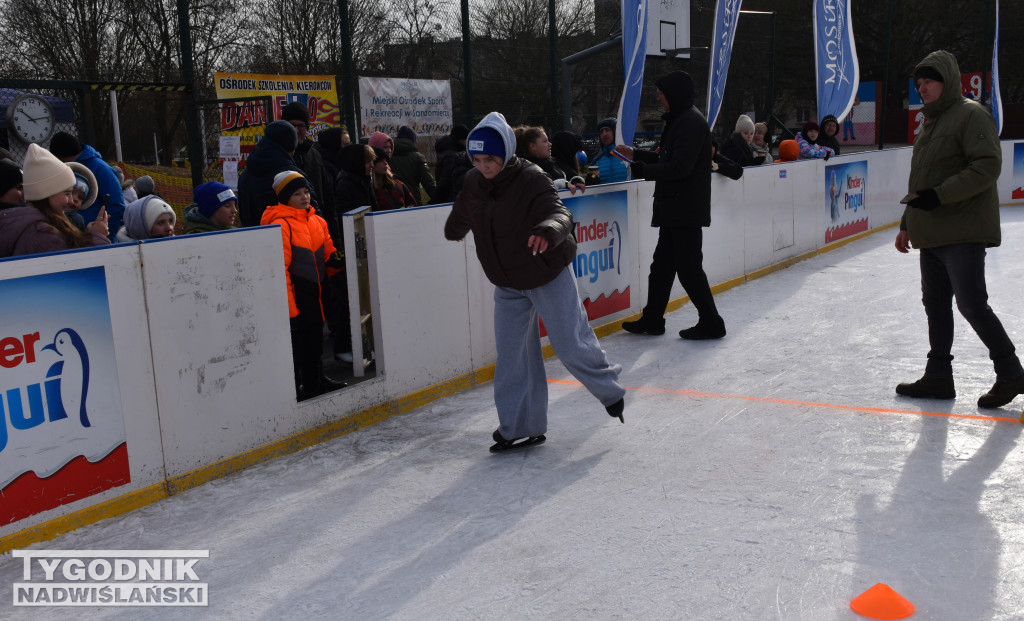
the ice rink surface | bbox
[5,209,1024,620]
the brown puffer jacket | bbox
[445,155,576,291]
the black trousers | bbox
[326,272,352,356]
[642,225,720,324]
[290,314,324,398]
[920,243,1022,380]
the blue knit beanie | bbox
[466,127,505,160]
[194,181,237,219]
[72,173,91,201]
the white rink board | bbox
[999,140,1023,205]
[363,205,477,393]
[11,144,1009,541]
[0,245,165,534]
[139,228,299,476]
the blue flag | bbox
[615,0,648,147]
[813,0,859,122]
[992,0,1003,135]
[706,0,743,131]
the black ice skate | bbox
[606,398,625,423]
[490,429,546,453]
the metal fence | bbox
[3,2,1019,194]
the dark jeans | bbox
[642,226,720,324]
[920,243,1022,379]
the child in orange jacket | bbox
[262,171,344,400]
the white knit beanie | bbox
[23,143,76,201]
[734,114,755,134]
[123,195,175,240]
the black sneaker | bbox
[622,318,665,335]
[977,374,1024,409]
[679,317,726,340]
[895,376,955,400]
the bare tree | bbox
[241,0,391,75]
[1,0,135,81]
[469,0,594,126]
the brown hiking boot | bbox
[977,374,1024,409]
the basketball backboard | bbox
[646,0,690,58]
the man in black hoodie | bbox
[238,120,305,227]
[615,70,726,340]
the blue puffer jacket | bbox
[76,144,125,241]
[590,143,630,184]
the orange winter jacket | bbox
[261,203,338,320]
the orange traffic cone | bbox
[850,583,914,619]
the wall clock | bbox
[6,93,55,144]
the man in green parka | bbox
[894,50,1024,409]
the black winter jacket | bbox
[720,132,764,167]
[333,144,376,215]
[631,71,713,228]
[431,135,470,204]
[238,139,304,227]
[293,138,336,239]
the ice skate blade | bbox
[490,435,546,453]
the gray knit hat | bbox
[135,175,155,197]
[734,114,755,134]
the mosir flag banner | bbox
[0,267,128,526]
[564,190,630,321]
[992,0,1002,135]
[615,0,647,147]
[358,77,452,138]
[706,0,743,131]
[813,0,859,122]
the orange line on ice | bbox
[546,379,1022,424]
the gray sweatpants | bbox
[493,267,625,439]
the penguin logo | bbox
[829,171,840,222]
[42,328,91,428]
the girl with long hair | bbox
[514,126,585,194]
[370,147,418,210]
[0,144,110,257]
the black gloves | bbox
[908,188,940,210]
[630,161,645,178]
[327,250,345,270]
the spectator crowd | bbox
[0,96,873,406]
